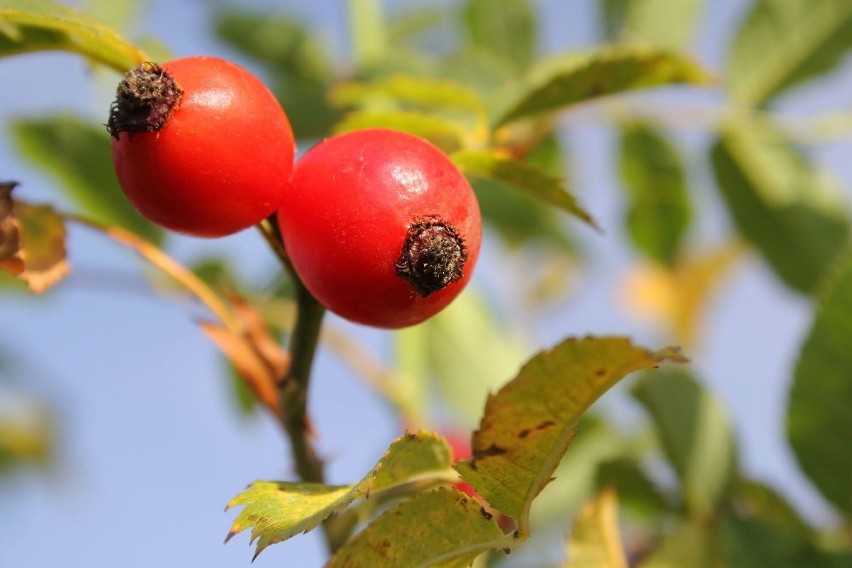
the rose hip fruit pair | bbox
[108,56,481,329]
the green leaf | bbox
[631,369,735,519]
[602,0,705,48]
[495,45,710,127]
[0,0,147,72]
[12,114,163,244]
[710,119,850,293]
[727,0,852,107]
[787,254,852,516]
[724,516,852,568]
[327,488,507,568]
[453,149,598,230]
[334,109,468,154]
[730,478,812,535]
[564,490,628,568]
[639,521,716,568]
[455,337,686,530]
[214,10,338,139]
[618,122,691,265]
[395,290,528,428]
[472,177,573,250]
[0,394,53,473]
[595,458,672,518]
[461,0,535,75]
[225,431,453,559]
[330,74,487,115]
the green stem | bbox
[258,217,353,553]
[281,279,326,483]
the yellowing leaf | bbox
[0,0,148,72]
[327,488,508,568]
[564,489,628,568]
[495,45,711,127]
[199,321,283,419]
[225,431,453,559]
[455,336,687,533]
[0,182,69,293]
[452,149,599,230]
[619,240,745,346]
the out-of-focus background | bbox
[2,0,851,566]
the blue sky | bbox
[1,1,848,566]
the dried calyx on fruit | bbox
[106,62,182,137]
[395,216,468,297]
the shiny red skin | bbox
[278,129,481,329]
[111,56,295,237]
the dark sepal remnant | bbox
[396,215,468,297]
[106,62,183,139]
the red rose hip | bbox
[108,56,295,237]
[278,128,482,328]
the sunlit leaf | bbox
[564,489,627,568]
[334,109,468,154]
[618,122,691,266]
[472,176,573,250]
[602,0,705,48]
[330,74,488,115]
[12,114,163,244]
[455,337,687,531]
[225,431,454,559]
[0,0,147,72]
[631,369,736,519]
[787,254,852,516]
[727,0,852,106]
[453,149,598,230]
[327,488,507,568]
[461,0,535,75]
[0,183,69,293]
[495,45,711,127]
[710,119,850,294]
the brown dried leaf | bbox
[229,293,290,378]
[199,295,289,418]
[0,181,69,293]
